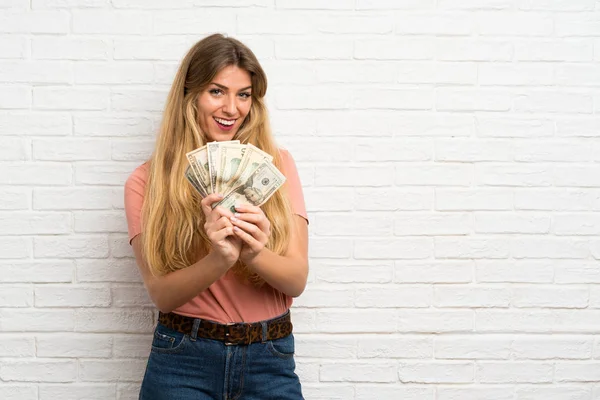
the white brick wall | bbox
[2,1,600,399]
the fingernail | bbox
[217,193,223,198]
[234,213,240,218]
[230,216,237,222]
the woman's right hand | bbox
[201,193,242,270]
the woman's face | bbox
[196,65,252,142]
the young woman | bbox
[124,34,309,400]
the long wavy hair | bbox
[141,33,293,286]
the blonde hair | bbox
[141,33,293,286]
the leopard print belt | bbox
[157,310,293,346]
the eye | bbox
[209,88,223,96]
[239,92,251,99]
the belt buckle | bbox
[224,322,236,346]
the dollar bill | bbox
[185,165,205,195]
[225,144,273,196]
[185,145,210,195]
[217,142,246,195]
[214,161,286,213]
[207,141,240,194]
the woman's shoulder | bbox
[276,147,297,170]
[125,160,150,192]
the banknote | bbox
[217,142,246,195]
[214,161,286,213]
[185,145,210,196]
[207,140,241,194]
[226,144,273,195]
[185,165,205,195]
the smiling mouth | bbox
[213,117,236,126]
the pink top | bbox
[124,149,307,323]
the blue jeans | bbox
[139,318,304,400]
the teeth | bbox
[214,117,235,126]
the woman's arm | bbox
[233,213,309,297]
[131,193,242,313]
[131,236,228,313]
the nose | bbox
[222,94,236,116]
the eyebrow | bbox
[211,82,252,91]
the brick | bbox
[0,111,71,136]
[477,362,553,383]
[35,285,111,307]
[356,188,432,211]
[37,333,112,357]
[435,335,511,359]
[275,38,353,60]
[436,189,512,211]
[112,334,152,358]
[153,10,234,34]
[358,335,432,358]
[0,11,69,33]
[313,260,393,284]
[396,164,472,186]
[477,116,554,138]
[0,285,33,307]
[356,38,434,60]
[0,237,30,259]
[435,237,510,259]
[0,86,30,109]
[0,261,73,283]
[511,237,588,259]
[34,235,109,258]
[398,361,473,383]
[74,309,154,333]
[320,362,397,383]
[397,310,473,333]
[34,87,108,111]
[474,212,550,234]
[476,164,552,187]
[0,137,28,160]
[0,335,36,356]
[434,285,511,308]
[38,384,117,400]
[111,285,153,308]
[0,309,74,332]
[72,10,151,34]
[436,38,513,61]
[32,37,109,60]
[0,61,71,83]
[395,212,471,236]
[74,115,154,137]
[355,238,432,260]
[76,258,141,283]
[395,260,473,283]
[513,336,592,359]
[436,88,511,111]
[314,213,393,236]
[79,360,146,382]
[74,211,128,233]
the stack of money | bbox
[185,141,286,212]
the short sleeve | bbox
[124,163,149,245]
[279,149,308,223]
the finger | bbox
[233,204,261,214]
[233,225,261,249]
[201,193,224,217]
[230,218,267,242]
[213,205,235,219]
[231,213,270,233]
[210,226,235,243]
[210,216,233,233]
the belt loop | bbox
[191,318,201,341]
[261,321,268,343]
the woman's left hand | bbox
[230,204,271,265]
